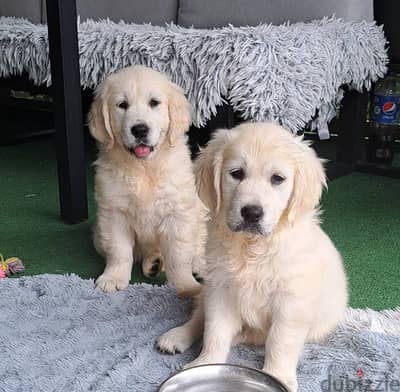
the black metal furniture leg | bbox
[188,103,237,158]
[46,0,88,224]
[336,89,369,166]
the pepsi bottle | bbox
[367,72,400,165]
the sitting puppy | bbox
[89,66,204,296]
[157,122,348,391]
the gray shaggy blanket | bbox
[0,274,399,392]
[0,16,387,134]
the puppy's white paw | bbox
[263,368,298,392]
[192,255,206,278]
[95,273,129,293]
[176,280,202,298]
[142,257,163,279]
[157,326,195,355]
[281,378,298,392]
[183,357,209,370]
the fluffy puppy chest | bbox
[128,172,194,215]
[97,162,196,236]
[235,261,280,330]
[209,238,282,330]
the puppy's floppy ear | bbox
[167,83,191,146]
[287,138,327,223]
[195,129,231,213]
[88,83,114,150]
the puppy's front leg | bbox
[185,287,241,368]
[160,220,201,296]
[263,305,310,392]
[95,210,134,293]
[157,295,204,355]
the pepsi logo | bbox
[382,101,397,115]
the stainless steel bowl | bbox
[158,364,289,392]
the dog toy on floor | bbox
[0,254,25,278]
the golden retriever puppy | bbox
[89,66,204,296]
[157,122,348,391]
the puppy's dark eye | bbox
[149,98,160,108]
[271,174,285,185]
[230,168,245,181]
[117,100,128,110]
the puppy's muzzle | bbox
[241,205,264,223]
[228,204,265,235]
[130,123,149,141]
[127,123,155,159]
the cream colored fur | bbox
[157,122,348,391]
[89,66,205,296]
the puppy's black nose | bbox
[131,123,149,139]
[241,205,264,223]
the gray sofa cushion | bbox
[0,0,42,23]
[178,0,374,28]
[42,0,178,24]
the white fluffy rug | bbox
[1,274,399,392]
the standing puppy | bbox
[89,66,204,296]
[157,122,348,391]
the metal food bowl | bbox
[158,364,289,392]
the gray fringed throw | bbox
[0,16,388,136]
[0,274,399,392]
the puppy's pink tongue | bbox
[133,145,151,158]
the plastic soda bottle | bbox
[367,73,400,165]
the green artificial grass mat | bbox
[321,174,400,309]
[0,137,399,310]
[0,138,154,284]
